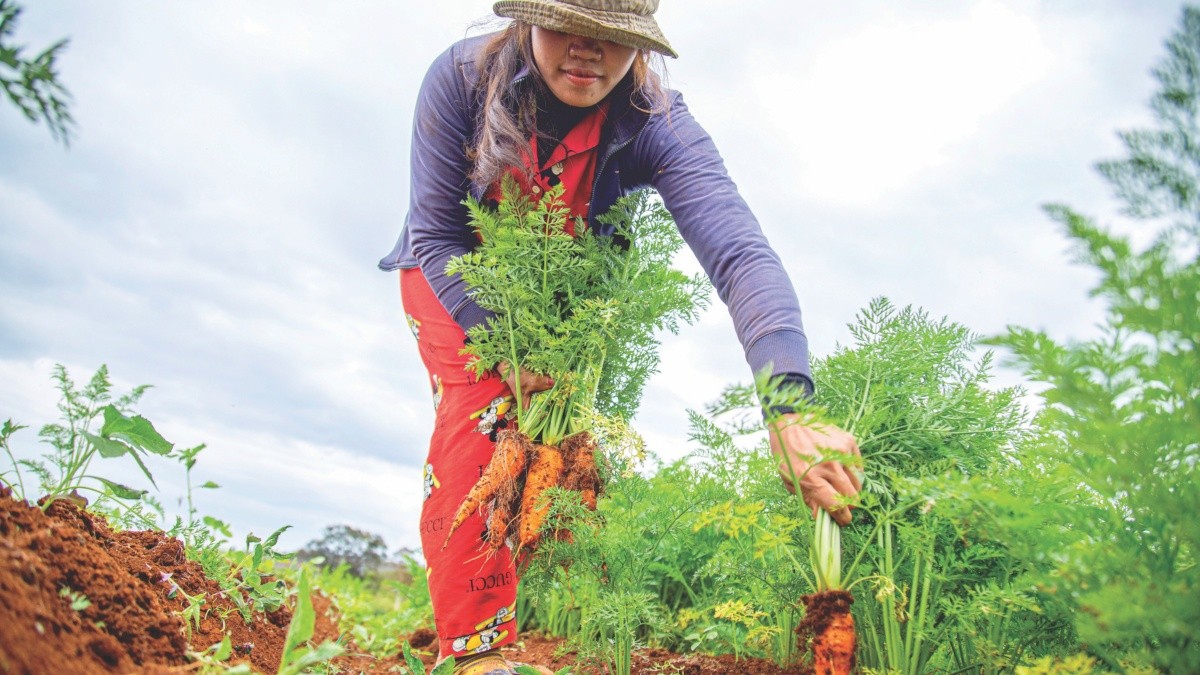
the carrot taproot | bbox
[798,590,856,675]
[561,431,601,510]
[813,611,855,674]
[443,429,531,550]
[486,469,524,552]
[516,443,565,552]
[485,493,513,552]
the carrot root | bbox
[516,443,566,553]
[561,431,601,508]
[797,590,856,675]
[443,429,532,550]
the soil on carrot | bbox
[796,590,855,675]
[0,487,817,674]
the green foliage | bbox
[447,176,709,443]
[0,0,72,143]
[977,6,1200,671]
[399,640,453,674]
[313,554,433,658]
[278,567,344,675]
[59,585,91,611]
[0,364,175,515]
[185,635,254,674]
[181,526,295,626]
[519,447,734,674]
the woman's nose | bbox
[567,36,602,60]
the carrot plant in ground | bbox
[707,297,1074,674]
[961,6,1200,671]
[517,297,1052,674]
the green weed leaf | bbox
[213,635,233,661]
[82,431,128,459]
[96,477,147,500]
[279,568,324,675]
[401,641,426,674]
[203,516,232,538]
[99,405,172,455]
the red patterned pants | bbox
[399,268,519,660]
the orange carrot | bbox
[812,611,855,675]
[486,493,513,552]
[516,443,565,552]
[486,470,524,552]
[443,429,531,550]
[561,431,601,509]
[798,590,856,675]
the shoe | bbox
[449,653,553,675]
[451,653,516,675]
[508,662,553,675]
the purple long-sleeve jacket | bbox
[379,33,812,383]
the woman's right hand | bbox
[498,362,555,411]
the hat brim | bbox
[493,0,678,58]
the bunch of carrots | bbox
[442,428,601,558]
[441,177,708,557]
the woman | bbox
[378,1,862,672]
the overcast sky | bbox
[0,1,1186,554]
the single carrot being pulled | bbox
[516,443,566,553]
[798,590,856,675]
[443,429,531,550]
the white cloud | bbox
[750,2,1056,206]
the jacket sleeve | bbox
[635,92,813,382]
[404,44,493,332]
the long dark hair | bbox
[468,21,669,190]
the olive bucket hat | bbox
[492,0,678,58]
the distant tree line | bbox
[295,524,417,580]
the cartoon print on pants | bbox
[423,463,440,501]
[470,395,514,441]
[450,602,516,655]
[431,374,444,411]
[405,313,421,340]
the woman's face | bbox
[531,26,638,108]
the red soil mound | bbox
[0,487,381,674]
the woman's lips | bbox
[563,69,601,87]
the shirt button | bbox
[531,186,541,195]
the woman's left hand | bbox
[768,414,863,526]
[498,361,555,411]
